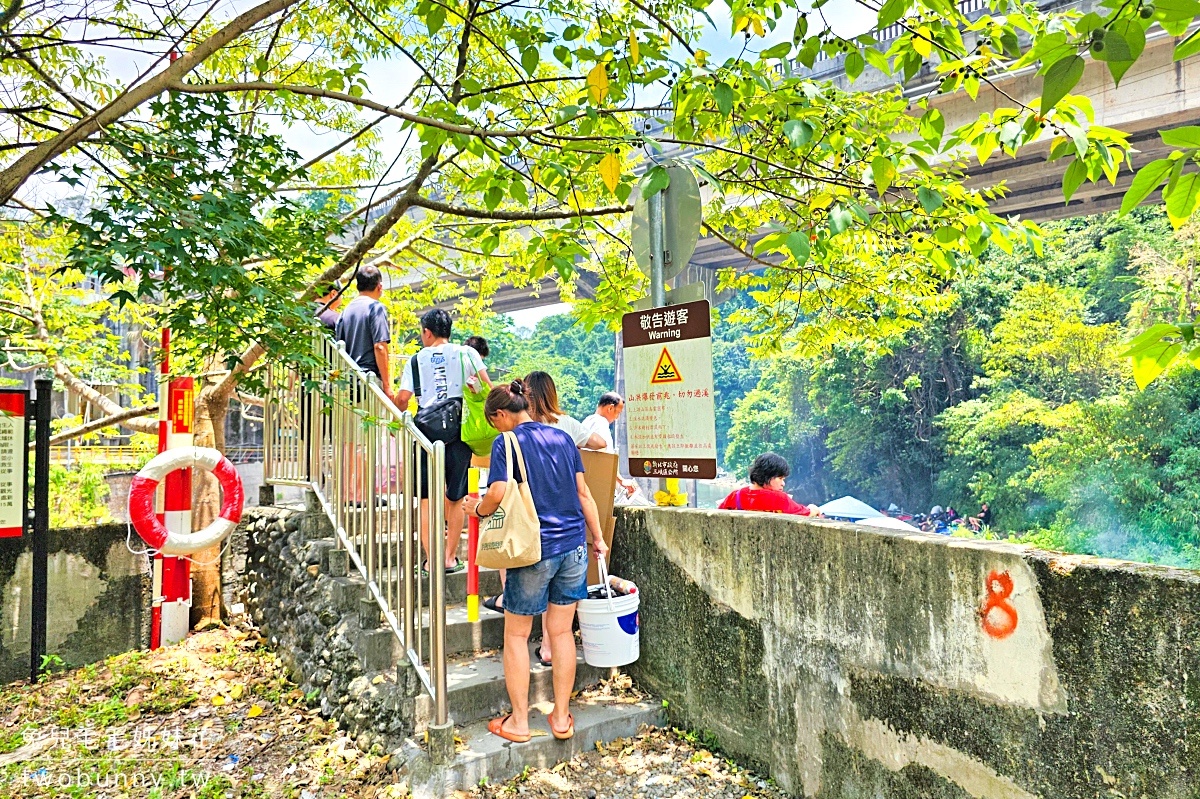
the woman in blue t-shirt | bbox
[467,380,607,744]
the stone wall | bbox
[611,508,1200,799]
[230,500,425,764]
[0,523,151,683]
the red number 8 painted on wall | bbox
[981,570,1018,639]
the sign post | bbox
[621,299,718,480]
[31,379,50,680]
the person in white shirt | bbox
[525,371,608,451]
[580,392,623,453]
[581,392,640,500]
[395,309,491,574]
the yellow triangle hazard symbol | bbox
[651,347,683,384]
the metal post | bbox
[648,189,667,495]
[466,467,479,623]
[29,378,50,682]
[402,426,416,653]
[430,441,448,726]
[648,189,667,307]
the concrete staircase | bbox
[398,545,662,796]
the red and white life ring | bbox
[128,446,244,556]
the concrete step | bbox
[380,565,503,607]
[413,643,605,732]
[406,696,665,796]
[420,603,538,658]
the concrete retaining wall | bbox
[611,508,1200,799]
[0,523,151,682]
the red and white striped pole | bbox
[150,328,194,649]
[150,46,193,650]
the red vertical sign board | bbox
[0,392,28,538]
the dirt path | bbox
[1,624,788,798]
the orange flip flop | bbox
[549,712,574,740]
[488,714,531,743]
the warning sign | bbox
[621,300,717,479]
[0,391,28,539]
[651,348,682,384]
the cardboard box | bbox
[580,450,619,585]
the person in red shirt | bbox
[719,453,811,515]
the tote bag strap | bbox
[507,429,531,484]
[503,431,517,481]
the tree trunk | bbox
[190,378,234,627]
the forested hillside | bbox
[491,207,1200,568]
[726,206,1199,567]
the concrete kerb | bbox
[358,595,383,629]
[327,548,350,578]
[427,721,455,765]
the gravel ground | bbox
[460,726,789,799]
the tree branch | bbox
[410,194,631,221]
[0,0,302,205]
[37,403,160,448]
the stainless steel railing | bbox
[264,335,450,728]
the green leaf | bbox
[253,54,269,74]
[1000,30,1021,59]
[877,0,910,28]
[691,163,724,197]
[1161,126,1200,148]
[919,108,944,147]
[1109,21,1145,85]
[1120,324,1185,389]
[1122,158,1176,215]
[1090,31,1132,62]
[870,156,896,194]
[509,178,529,205]
[1041,55,1085,114]
[563,24,584,41]
[828,205,853,235]
[784,231,811,265]
[797,37,820,69]
[1175,27,1200,60]
[639,165,670,198]
[844,50,865,80]
[521,47,540,75]
[1165,171,1200,227]
[783,119,813,148]
[864,47,890,73]
[917,186,944,213]
[713,82,734,116]
[484,186,505,211]
[760,41,792,60]
[1062,158,1087,202]
[426,6,446,36]
[553,45,572,66]
[1155,0,1200,23]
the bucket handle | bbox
[597,552,616,612]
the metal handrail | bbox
[263,335,450,728]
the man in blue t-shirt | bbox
[335,266,392,400]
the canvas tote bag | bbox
[476,431,542,569]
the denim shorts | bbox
[504,545,588,616]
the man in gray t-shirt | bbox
[335,266,392,398]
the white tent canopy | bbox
[818,496,884,521]
[855,516,920,532]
